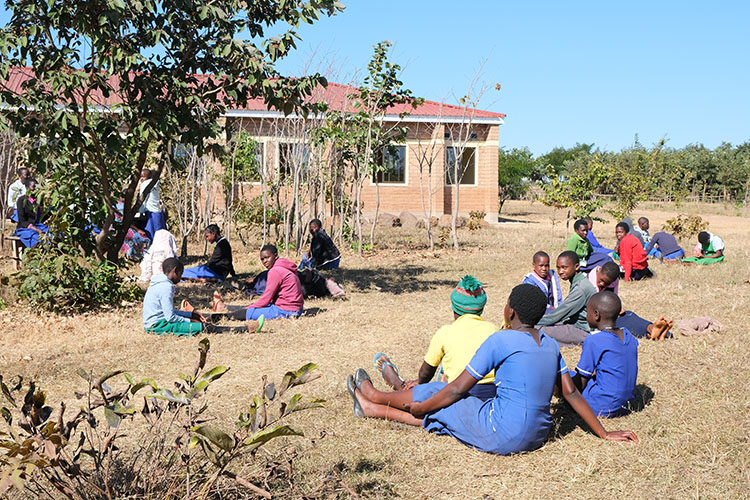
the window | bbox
[278,142,310,179]
[445,147,476,185]
[228,134,263,183]
[374,145,406,184]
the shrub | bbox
[0,339,323,498]
[467,210,487,231]
[663,214,709,240]
[16,252,141,313]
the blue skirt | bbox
[581,252,613,272]
[143,211,166,241]
[182,265,224,281]
[15,224,49,248]
[412,382,549,455]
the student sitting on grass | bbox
[182,224,235,282]
[615,222,653,281]
[522,251,562,314]
[634,217,660,258]
[299,219,341,270]
[536,251,596,347]
[571,291,638,418]
[213,244,304,321]
[142,258,206,336]
[15,178,50,248]
[644,229,684,261]
[682,231,725,264]
[567,219,612,272]
[345,284,637,456]
[372,275,499,401]
[584,217,613,254]
[588,261,672,340]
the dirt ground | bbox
[1,200,749,499]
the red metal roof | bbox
[1,67,505,119]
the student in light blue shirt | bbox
[572,291,638,418]
[143,258,205,336]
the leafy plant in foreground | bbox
[0,339,323,499]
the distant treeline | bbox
[498,138,750,216]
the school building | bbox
[223,82,505,220]
[2,67,505,220]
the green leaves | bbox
[193,425,234,452]
[278,363,320,396]
[242,425,302,451]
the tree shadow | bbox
[333,265,455,294]
[302,307,326,317]
[547,383,655,441]
[497,216,534,224]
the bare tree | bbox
[411,118,445,250]
[446,62,495,250]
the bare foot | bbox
[180,299,194,312]
[374,354,405,391]
[212,291,227,312]
[658,319,674,341]
[649,316,668,340]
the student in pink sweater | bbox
[213,244,304,321]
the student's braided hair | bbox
[508,284,547,326]
[260,243,278,255]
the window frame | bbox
[372,144,408,186]
[444,146,478,186]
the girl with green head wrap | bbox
[451,275,487,316]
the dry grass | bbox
[1,200,749,499]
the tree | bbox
[321,41,419,254]
[497,146,538,214]
[0,0,343,262]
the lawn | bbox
[1,200,748,499]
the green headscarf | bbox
[451,275,487,316]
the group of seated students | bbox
[140,218,344,336]
[347,278,638,456]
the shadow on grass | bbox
[302,307,327,317]
[548,383,654,440]
[497,216,534,224]
[333,265,455,295]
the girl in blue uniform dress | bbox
[346,284,637,455]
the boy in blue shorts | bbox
[572,291,638,417]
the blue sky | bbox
[275,1,750,155]
[2,1,748,155]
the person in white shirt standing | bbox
[138,168,166,240]
[6,167,30,221]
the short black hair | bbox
[574,219,588,231]
[588,291,622,322]
[162,257,184,275]
[23,177,37,188]
[17,167,29,176]
[508,284,547,326]
[532,251,550,264]
[558,250,579,265]
[260,243,278,255]
[309,218,322,228]
[698,231,710,244]
[638,217,649,224]
[601,261,620,281]
[616,222,630,232]
[204,224,221,236]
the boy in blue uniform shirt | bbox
[572,291,638,418]
[143,258,206,336]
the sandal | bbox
[373,352,400,380]
[346,374,365,418]
[354,368,372,391]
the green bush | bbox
[16,252,141,313]
[663,214,709,240]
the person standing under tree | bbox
[138,168,166,241]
